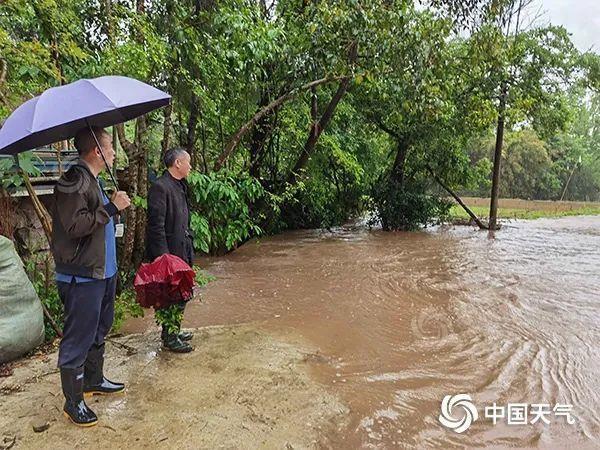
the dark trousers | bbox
[57,275,117,369]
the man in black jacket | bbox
[146,147,194,353]
[52,126,131,427]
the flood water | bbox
[123,216,600,449]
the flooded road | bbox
[123,216,600,449]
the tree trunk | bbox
[20,170,52,244]
[199,106,209,173]
[132,156,148,268]
[186,95,200,168]
[560,162,578,201]
[116,118,148,276]
[0,58,7,106]
[287,76,352,185]
[391,140,409,187]
[489,81,508,231]
[161,102,173,163]
[105,0,114,45]
[249,90,279,179]
[132,117,148,269]
[120,162,138,273]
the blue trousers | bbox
[57,275,117,369]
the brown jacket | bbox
[50,160,119,279]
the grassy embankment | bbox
[448,197,600,221]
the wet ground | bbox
[123,215,600,449]
[0,325,348,449]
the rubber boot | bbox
[161,326,193,353]
[83,343,125,396]
[178,330,193,341]
[60,366,98,427]
[160,326,194,342]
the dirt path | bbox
[0,325,348,449]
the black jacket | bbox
[146,171,194,265]
[51,160,119,279]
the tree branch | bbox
[288,41,358,183]
[116,123,134,155]
[288,76,352,182]
[0,59,7,106]
[214,76,339,171]
[425,164,488,230]
[0,58,6,85]
[371,116,401,140]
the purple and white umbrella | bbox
[0,75,170,156]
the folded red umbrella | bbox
[134,254,196,309]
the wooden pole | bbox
[560,159,580,201]
[14,155,52,243]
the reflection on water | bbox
[123,216,600,448]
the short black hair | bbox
[74,127,109,156]
[163,147,188,168]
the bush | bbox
[112,288,144,333]
[280,146,366,229]
[187,170,265,254]
[24,254,63,341]
[370,176,451,231]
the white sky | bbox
[536,0,600,52]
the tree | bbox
[473,1,580,228]
[352,6,494,229]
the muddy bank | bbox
[0,324,348,449]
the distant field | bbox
[449,197,600,221]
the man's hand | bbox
[111,191,131,211]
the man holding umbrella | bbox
[52,126,131,426]
[0,75,171,427]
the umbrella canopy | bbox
[134,254,196,309]
[0,75,170,155]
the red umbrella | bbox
[134,254,195,309]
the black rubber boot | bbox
[178,330,193,341]
[83,343,125,396]
[60,366,98,427]
[162,332,193,353]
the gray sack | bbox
[0,236,44,363]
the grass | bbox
[447,198,600,222]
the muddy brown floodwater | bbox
[123,216,600,449]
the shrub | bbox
[370,176,451,231]
[188,170,264,254]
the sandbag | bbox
[0,236,44,363]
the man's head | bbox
[74,127,114,173]
[164,147,191,180]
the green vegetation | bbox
[188,170,264,254]
[1,0,600,333]
[2,0,599,244]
